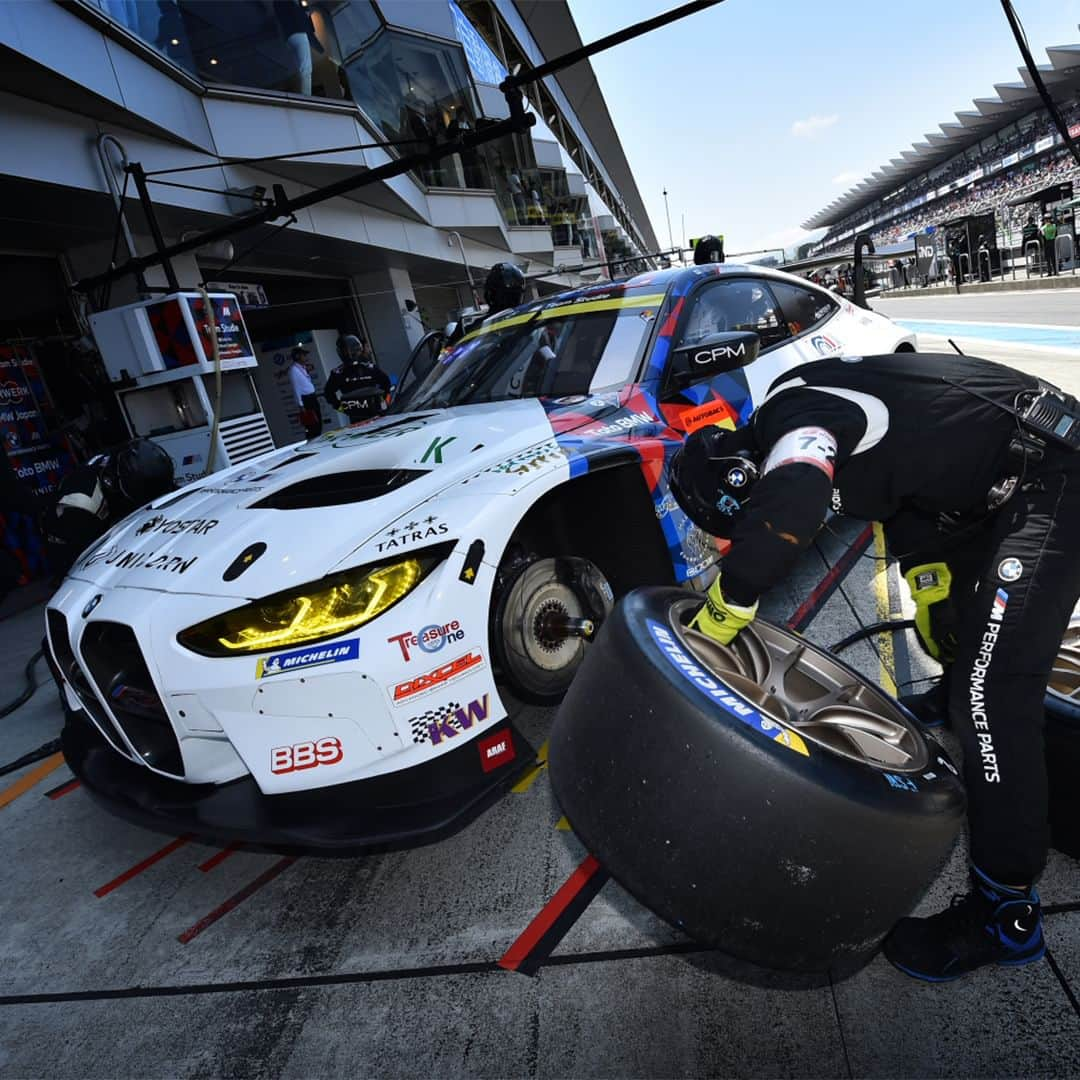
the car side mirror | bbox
[671,331,760,386]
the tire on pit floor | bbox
[548,586,966,977]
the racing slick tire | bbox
[1045,602,1080,856]
[548,587,966,976]
[492,556,612,703]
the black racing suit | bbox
[324,361,391,422]
[720,352,1080,885]
[42,459,116,576]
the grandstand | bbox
[804,40,1080,281]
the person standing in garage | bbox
[286,345,323,440]
[669,350,1080,982]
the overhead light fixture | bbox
[209,57,219,65]
[170,37,179,45]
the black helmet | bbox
[336,334,367,364]
[483,262,526,314]
[693,235,725,265]
[101,438,175,509]
[669,425,759,538]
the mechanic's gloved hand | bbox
[904,562,959,664]
[689,575,758,646]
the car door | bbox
[660,276,804,433]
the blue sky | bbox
[567,0,1080,258]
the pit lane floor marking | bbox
[178,856,297,944]
[0,752,65,810]
[197,843,243,873]
[895,319,1080,352]
[510,739,549,793]
[42,778,81,800]
[498,854,608,976]
[93,836,192,898]
[0,943,715,1007]
[786,525,874,633]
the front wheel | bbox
[491,556,613,703]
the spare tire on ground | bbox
[549,587,966,977]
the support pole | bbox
[129,162,180,292]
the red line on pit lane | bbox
[178,856,297,944]
[94,835,192,898]
[198,843,242,873]
[786,523,874,634]
[43,779,81,800]
[498,854,605,973]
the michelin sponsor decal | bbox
[256,639,359,679]
[968,588,1007,783]
[647,620,809,756]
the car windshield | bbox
[391,291,663,412]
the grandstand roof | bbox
[802,34,1080,229]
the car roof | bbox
[510,262,822,319]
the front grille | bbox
[79,621,185,777]
[46,609,133,760]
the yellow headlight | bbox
[178,555,436,657]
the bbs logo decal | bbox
[392,651,485,704]
[270,737,343,774]
[407,694,490,745]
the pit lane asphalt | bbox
[3,343,1080,1077]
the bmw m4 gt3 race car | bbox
[47,263,915,850]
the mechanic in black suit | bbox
[324,334,392,423]
[43,439,175,576]
[670,351,1080,983]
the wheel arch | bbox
[495,462,677,595]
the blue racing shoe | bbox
[883,866,1044,981]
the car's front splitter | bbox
[61,707,536,854]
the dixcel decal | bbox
[647,620,809,755]
[388,620,465,662]
[270,737,343,774]
[392,651,485,704]
[256,639,359,679]
[407,694,491,745]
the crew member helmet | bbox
[669,425,759,539]
[483,262,526,314]
[693,235,725,265]
[336,333,368,364]
[101,438,176,510]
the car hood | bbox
[67,395,634,600]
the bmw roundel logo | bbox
[82,594,103,618]
[998,557,1023,583]
[726,467,748,489]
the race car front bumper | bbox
[61,706,535,853]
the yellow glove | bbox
[689,575,758,645]
[903,562,957,663]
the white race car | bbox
[47,263,915,849]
